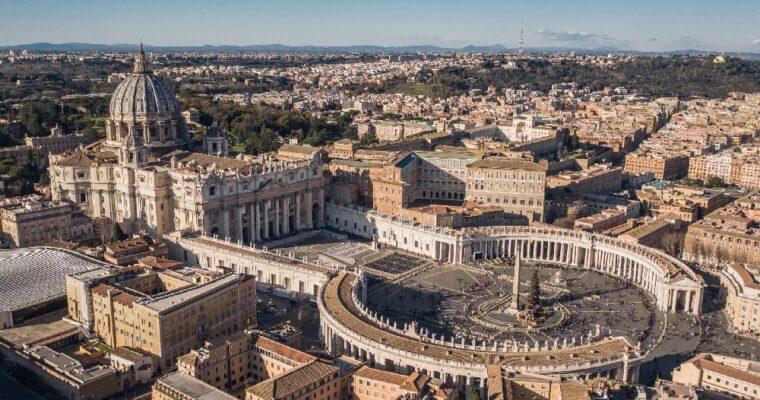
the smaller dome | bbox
[205,122,227,138]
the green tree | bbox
[466,389,482,400]
[244,127,280,154]
[527,271,540,309]
[18,100,59,137]
[704,175,726,188]
[360,130,378,145]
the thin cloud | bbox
[536,29,612,42]
[753,38,760,46]
[535,29,629,48]
[673,36,704,48]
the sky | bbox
[1,0,760,52]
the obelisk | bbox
[511,245,522,310]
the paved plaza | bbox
[263,229,758,386]
[366,262,663,348]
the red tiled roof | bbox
[253,336,316,364]
[354,365,407,386]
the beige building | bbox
[546,164,623,195]
[617,217,678,249]
[329,139,359,160]
[624,152,689,180]
[68,267,256,371]
[152,371,237,400]
[369,151,546,224]
[246,360,344,400]
[358,121,435,142]
[672,353,760,399]
[719,263,760,340]
[0,125,83,168]
[465,159,546,223]
[0,197,74,247]
[176,331,317,396]
[574,209,626,232]
[487,366,591,400]
[353,366,454,400]
[741,162,760,190]
[687,156,708,181]
[25,125,84,155]
[103,236,168,266]
[683,192,760,266]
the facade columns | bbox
[235,206,243,242]
[221,209,230,239]
[274,197,281,237]
[203,211,211,235]
[282,196,290,236]
[249,202,258,243]
[295,193,302,231]
[305,191,313,228]
[317,188,325,227]
[264,200,271,240]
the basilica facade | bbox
[49,45,326,241]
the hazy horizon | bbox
[1,0,759,52]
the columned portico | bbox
[361,210,705,316]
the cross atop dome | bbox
[133,42,150,74]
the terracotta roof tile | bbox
[253,336,316,364]
[247,361,338,400]
[354,365,407,386]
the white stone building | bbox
[49,45,326,241]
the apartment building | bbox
[176,331,316,396]
[719,263,760,340]
[683,192,760,266]
[152,372,237,400]
[546,164,623,195]
[624,152,689,180]
[69,268,256,371]
[672,353,760,399]
[246,360,345,400]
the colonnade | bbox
[318,273,637,396]
[460,235,703,315]
[204,188,324,244]
[370,215,705,316]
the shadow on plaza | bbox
[366,280,449,336]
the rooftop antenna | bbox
[518,21,524,56]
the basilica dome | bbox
[109,72,180,118]
[104,44,188,153]
[109,43,180,119]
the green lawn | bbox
[94,342,112,353]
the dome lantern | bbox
[133,42,149,74]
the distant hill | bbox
[1,42,759,60]
[0,42,508,53]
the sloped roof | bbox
[467,159,546,171]
[56,151,93,167]
[253,335,316,364]
[247,361,338,400]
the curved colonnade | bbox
[370,219,705,315]
[317,225,705,392]
[319,272,640,391]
